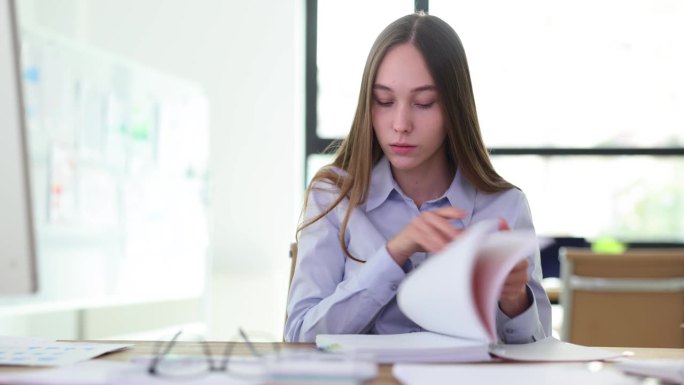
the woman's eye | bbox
[415,102,435,109]
[375,99,394,107]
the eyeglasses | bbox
[147,328,280,381]
[146,328,378,383]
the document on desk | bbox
[0,360,132,385]
[393,363,642,385]
[490,337,627,362]
[614,359,684,384]
[316,332,490,363]
[0,336,132,366]
[123,351,377,385]
[317,334,625,364]
[0,360,259,385]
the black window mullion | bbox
[305,0,321,159]
[415,0,429,13]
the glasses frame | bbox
[147,328,280,379]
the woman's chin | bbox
[387,156,420,172]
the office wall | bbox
[16,0,305,338]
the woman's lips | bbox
[389,144,416,155]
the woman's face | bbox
[372,43,447,174]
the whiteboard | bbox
[14,15,210,304]
[0,0,38,296]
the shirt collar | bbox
[444,166,476,227]
[365,157,477,226]
[365,157,395,212]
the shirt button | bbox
[390,284,398,291]
[505,328,514,334]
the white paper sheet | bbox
[109,367,253,385]
[393,363,641,385]
[0,360,253,385]
[0,336,132,366]
[0,360,131,385]
[614,359,684,384]
[490,337,628,362]
[315,332,490,363]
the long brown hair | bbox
[298,13,514,261]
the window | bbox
[307,0,684,242]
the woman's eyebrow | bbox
[373,83,436,93]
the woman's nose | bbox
[392,104,412,133]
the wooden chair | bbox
[559,247,684,348]
[284,242,298,332]
[288,242,298,291]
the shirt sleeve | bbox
[493,190,553,343]
[284,183,405,342]
[495,285,547,343]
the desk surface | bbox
[1,341,683,384]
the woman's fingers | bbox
[387,206,466,264]
[498,218,510,231]
[422,211,462,241]
[500,259,528,298]
[433,207,466,220]
[411,221,445,253]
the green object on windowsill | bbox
[591,237,627,254]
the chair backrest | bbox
[288,242,298,291]
[284,242,298,334]
[559,247,684,348]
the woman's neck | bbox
[392,153,453,209]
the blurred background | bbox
[1,0,682,342]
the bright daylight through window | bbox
[312,0,684,242]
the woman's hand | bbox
[497,218,531,317]
[499,259,531,317]
[386,207,465,266]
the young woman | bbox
[285,13,551,343]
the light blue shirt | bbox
[285,157,551,343]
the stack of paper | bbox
[316,334,625,364]
[316,332,489,363]
[0,335,132,366]
[614,359,684,384]
[0,360,133,385]
[489,337,626,362]
[393,363,641,385]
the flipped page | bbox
[397,219,537,342]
